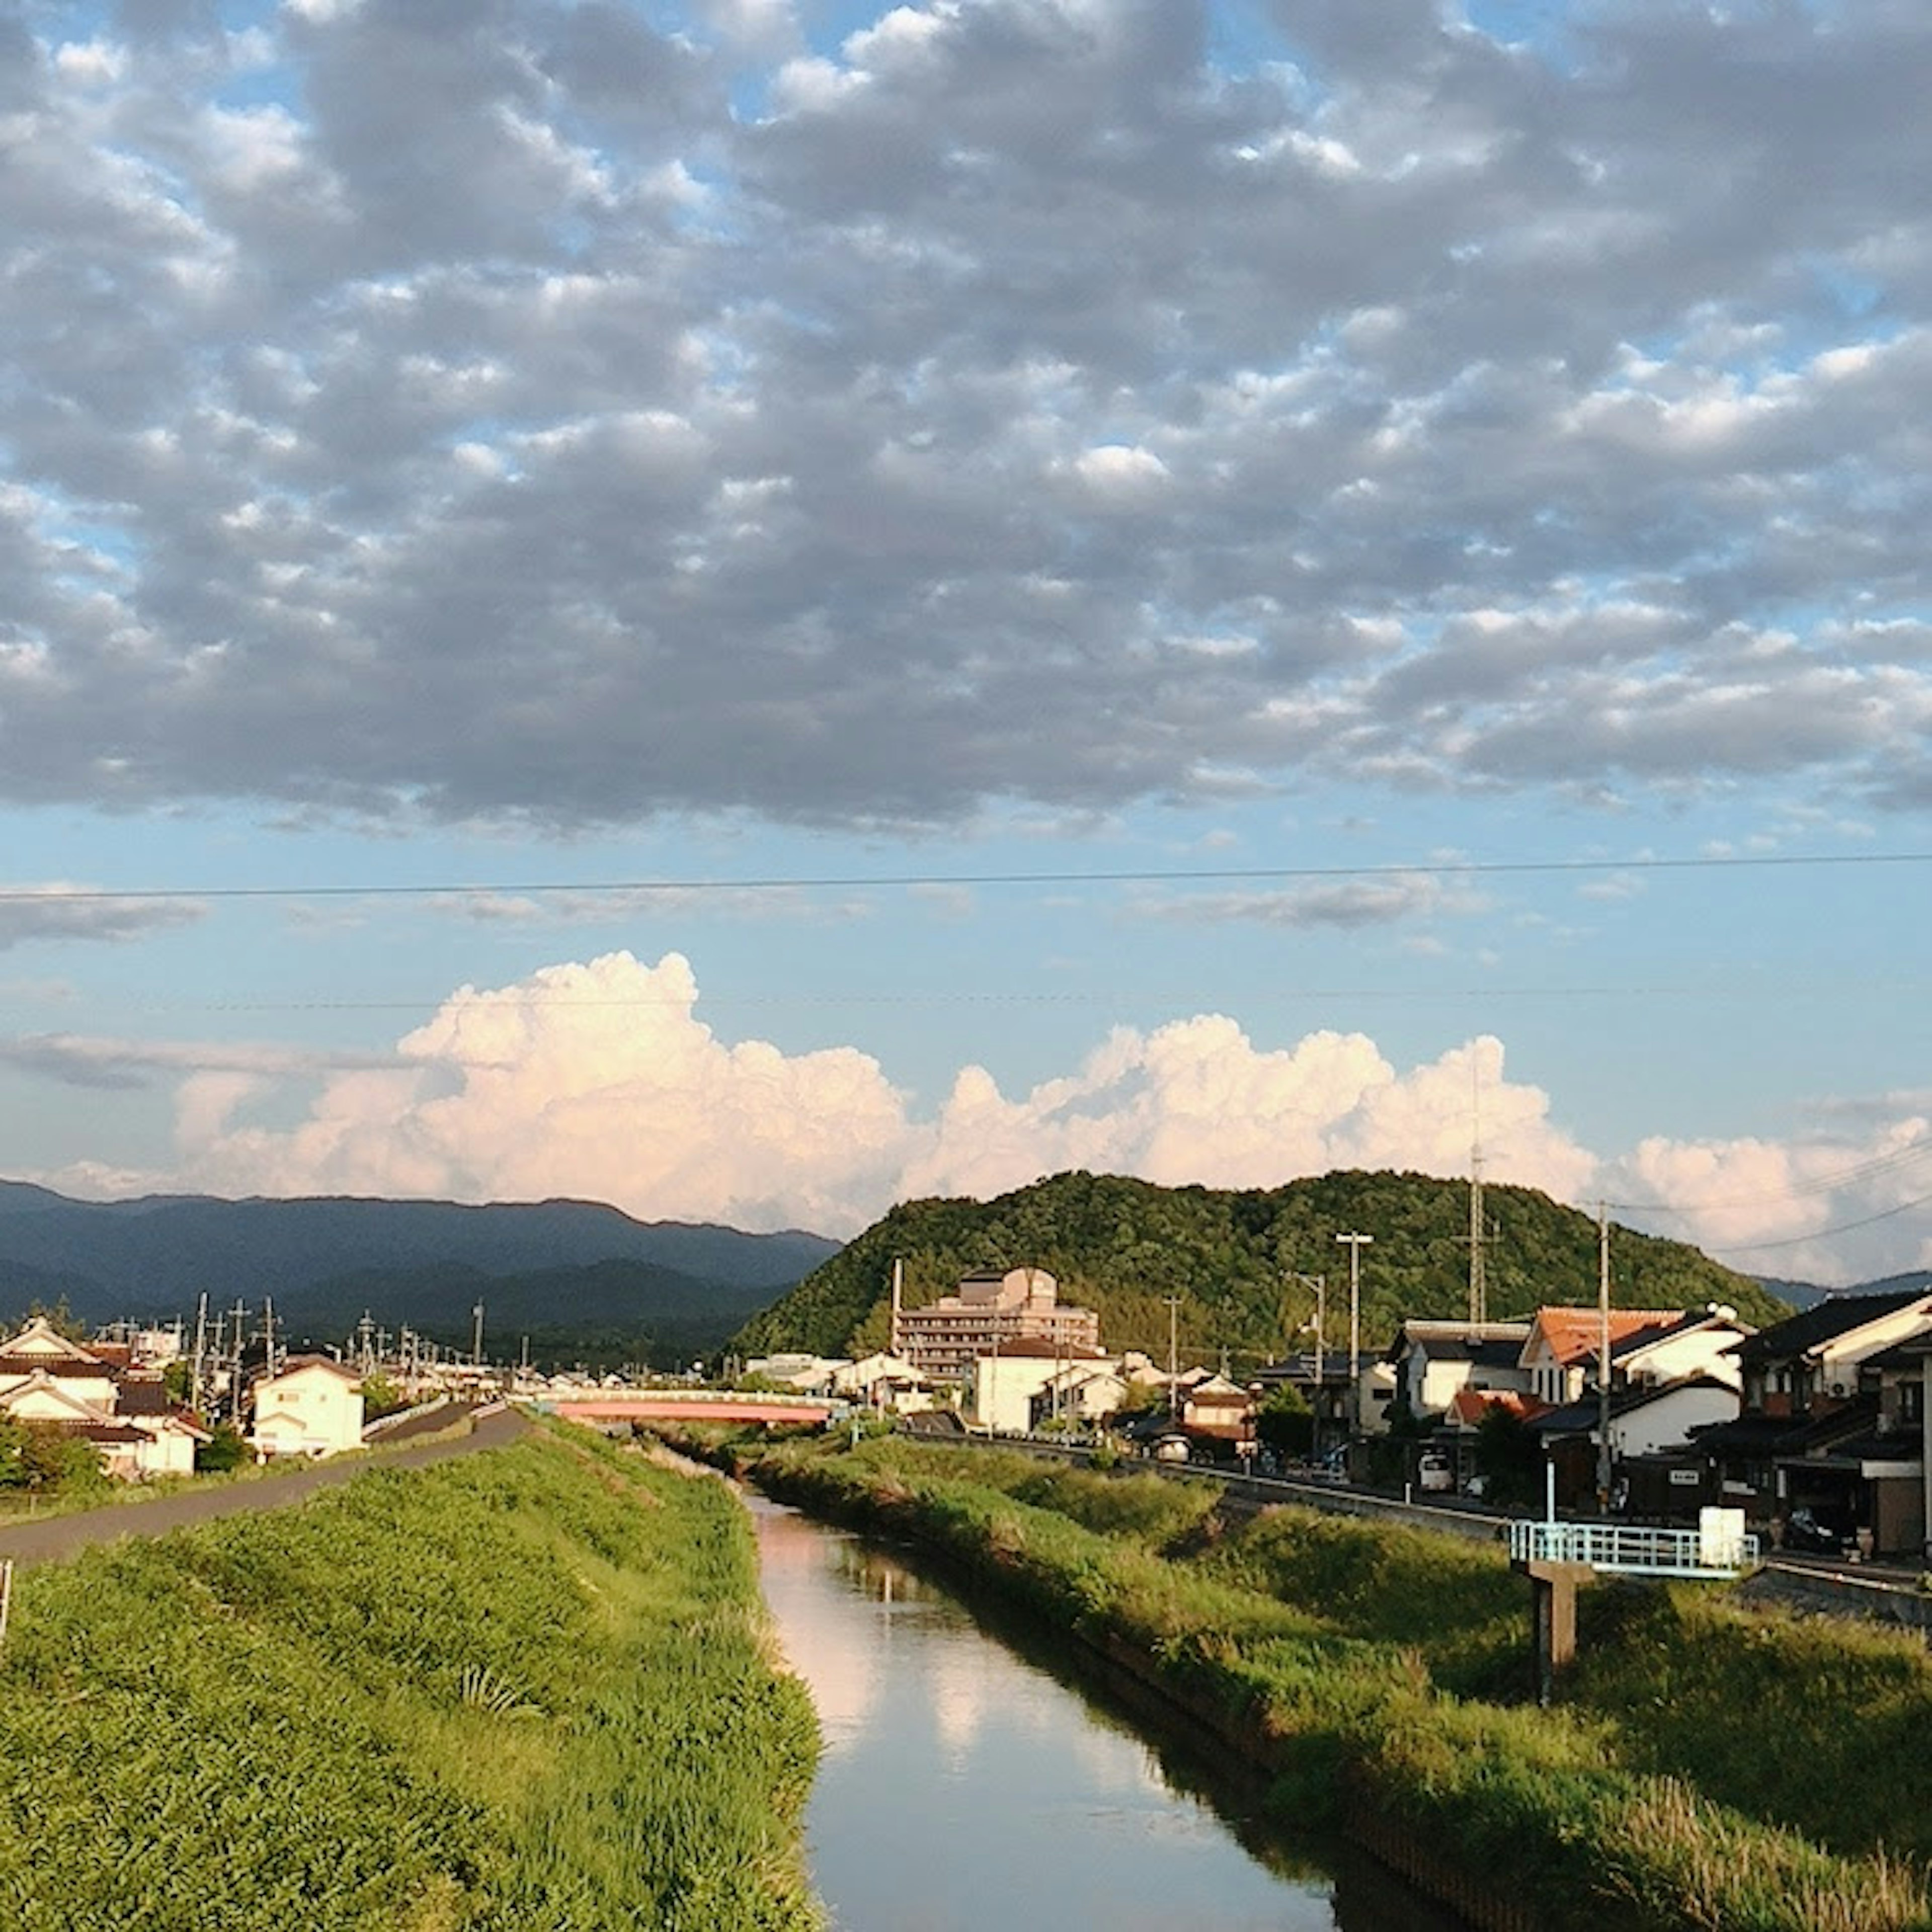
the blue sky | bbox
[3,0,1931,1282]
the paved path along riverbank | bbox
[0,1403,528,1571]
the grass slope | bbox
[0,1425,821,1931]
[728,1433,1926,1932]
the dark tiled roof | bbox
[1733,1291,1928,1367]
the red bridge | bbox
[527,1389,844,1428]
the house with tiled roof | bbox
[1519,1304,1755,1407]
[1688,1290,1932,1556]
[1382,1320,1534,1422]
[1520,1307,1685,1406]
[0,1316,119,1412]
[248,1355,366,1461]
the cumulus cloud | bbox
[71,948,1595,1235]
[0,3,1928,830]
[1611,1114,1932,1286]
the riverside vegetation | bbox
[714,1430,1930,1932]
[0,1424,821,1931]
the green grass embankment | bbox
[729,1433,1928,1932]
[0,1423,821,1932]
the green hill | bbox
[732,1168,1787,1367]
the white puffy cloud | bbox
[118,949,1593,1235]
[1612,1114,1932,1285]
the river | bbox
[749,1493,1472,1932]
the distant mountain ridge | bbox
[0,1182,839,1363]
[1755,1270,1932,1312]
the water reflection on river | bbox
[749,1496,1467,1932]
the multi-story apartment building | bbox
[896,1266,1100,1381]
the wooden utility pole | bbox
[1597,1202,1614,1508]
[1335,1231,1374,1414]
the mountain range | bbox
[0,1181,838,1366]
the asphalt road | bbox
[0,1403,529,1572]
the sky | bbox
[4,0,1932,1286]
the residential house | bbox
[1532,1376,1741,1511]
[1520,1307,1692,1406]
[968,1339,1111,1433]
[1689,1290,1932,1557]
[1180,1372,1256,1455]
[830,1351,934,1413]
[249,1356,366,1460]
[114,1375,214,1478]
[1382,1320,1534,1422]
[0,1370,150,1478]
[0,1316,120,1412]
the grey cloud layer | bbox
[3,0,1930,827]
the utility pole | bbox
[1163,1295,1184,1426]
[1597,1201,1614,1510]
[890,1257,904,1359]
[1290,1272,1325,1456]
[191,1294,208,1414]
[472,1301,485,1373]
[1335,1232,1374,1425]
[1456,1057,1498,1325]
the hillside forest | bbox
[733,1168,1787,1369]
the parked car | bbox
[1417,1451,1454,1493]
[1783,1507,1853,1557]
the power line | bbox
[1689,1185,1932,1256]
[6,846,1932,907]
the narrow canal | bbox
[749,1492,1472,1932]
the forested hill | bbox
[732,1169,1788,1366]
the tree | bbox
[1472,1401,1540,1507]
[197,1424,249,1473]
[359,1374,407,1420]
[1254,1383,1313,1458]
[0,1419,105,1495]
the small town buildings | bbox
[249,1355,366,1460]
[897,1267,1101,1381]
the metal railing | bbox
[1507,1517,1759,1578]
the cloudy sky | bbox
[5,0,1931,1284]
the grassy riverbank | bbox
[720,1431,1929,1932]
[0,1424,821,1931]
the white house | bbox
[0,1317,120,1412]
[969,1340,1112,1433]
[1384,1321,1534,1420]
[249,1356,366,1460]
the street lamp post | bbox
[1335,1232,1373,1442]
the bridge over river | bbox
[525,1388,847,1428]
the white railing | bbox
[1507,1516,1759,1578]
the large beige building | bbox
[897,1267,1100,1380]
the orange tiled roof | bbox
[1447,1388,1551,1427]
[1531,1307,1681,1367]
